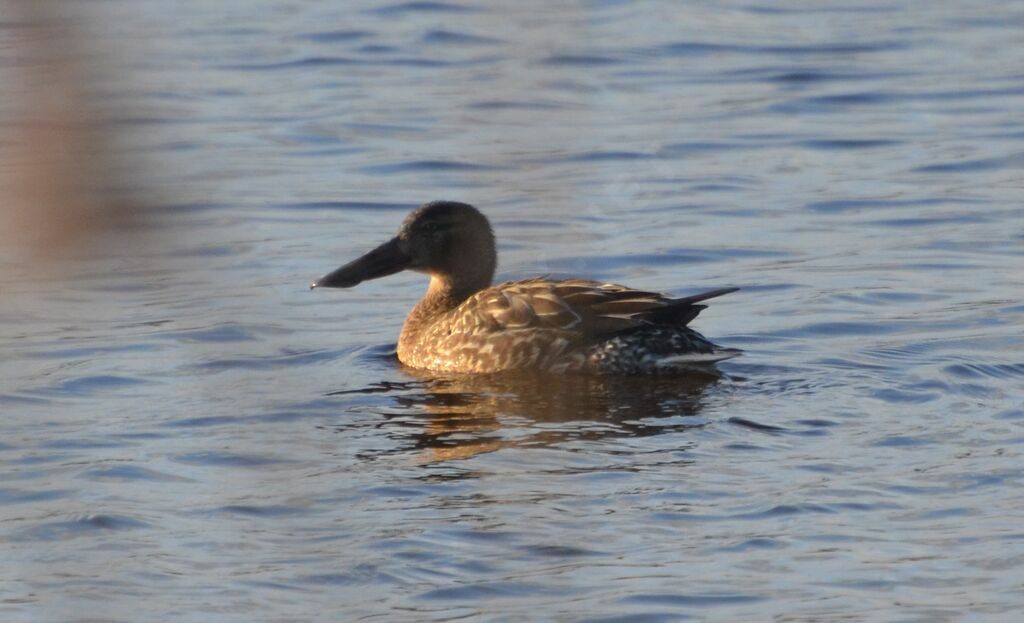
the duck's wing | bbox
[469,278,737,337]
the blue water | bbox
[3,1,1024,621]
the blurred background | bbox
[2,1,1023,621]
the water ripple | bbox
[913,151,1024,173]
[15,515,151,541]
[221,56,459,71]
[422,29,501,45]
[173,452,295,467]
[78,466,191,482]
[357,160,502,175]
[0,488,73,504]
[621,593,766,607]
[944,362,1024,380]
[539,54,627,66]
[654,39,909,57]
[369,1,475,15]
[36,375,149,396]
[299,30,373,43]
[276,200,415,211]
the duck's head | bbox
[311,201,497,293]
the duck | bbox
[311,201,739,375]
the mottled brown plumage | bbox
[312,201,739,374]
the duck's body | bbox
[397,277,738,374]
[313,201,739,375]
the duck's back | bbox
[398,278,738,374]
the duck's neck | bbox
[400,273,489,346]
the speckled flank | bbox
[396,277,739,374]
[580,326,741,375]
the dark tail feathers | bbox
[640,287,739,326]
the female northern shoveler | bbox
[311,201,739,375]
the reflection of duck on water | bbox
[312,201,739,375]
[334,371,721,463]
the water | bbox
[3,1,1024,621]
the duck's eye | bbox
[421,222,441,235]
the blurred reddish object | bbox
[1,0,142,263]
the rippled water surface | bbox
[3,1,1024,621]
